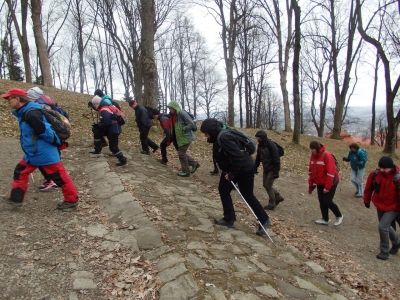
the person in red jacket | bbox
[363,156,400,260]
[308,141,344,226]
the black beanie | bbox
[309,141,321,151]
[200,118,222,143]
[94,89,104,97]
[378,156,394,169]
[152,109,160,115]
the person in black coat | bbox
[128,99,158,154]
[254,130,284,210]
[200,118,271,235]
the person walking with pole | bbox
[200,118,271,236]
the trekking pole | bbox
[216,164,275,245]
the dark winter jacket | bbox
[13,101,62,166]
[254,131,280,175]
[308,144,340,191]
[364,165,400,212]
[343,149,367,170]
[134,104,152,131]
[167,101,197,147]
[98,101,122,134]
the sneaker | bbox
[116,161,128,167]
[177,172,190,177]
[191,163,200,173]
[355,194,363,198]
[275,197,284,205]
[334,215,344,226]
[57,201,78,211]
[210,169,219,175]
[38,180,58,191]
[2,196,22,207]
[256,218,272,236]
[152,146,159,153]
[315,219,329,225]
[214,218,234,228]
[140,151,150,155]
[389,243,400,255]
[264,204,276,210]
[157,159,168,165]
[89,150,102,158]
[376,252,389,260]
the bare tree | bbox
[292,0,301,143]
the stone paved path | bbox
[88,147,359,300]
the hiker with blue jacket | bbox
[200,118,271,235]
[342,143,368,198]
[1,88,79,211]
[90,96,127,166]
[254,130,284,210]
[167,101,199,177]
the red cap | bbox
[1,88,27,99]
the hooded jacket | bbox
[364,165,400,212]
[13,101,62,166]
[343,148,367,170]
[254,131,280,175]
[308,143,340,191]
[200,119,254,179]
[167,101,196,147]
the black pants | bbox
[316,184,342,221]
[218,167,269,224]
[160,138,168,161]
[93,128,108,152]
[140,129,158,152]
[108,132,126,163]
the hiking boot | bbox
[315,219,329,225]
[376,252,389,260]
[177,172,190,177]
[38,179,58,191]
[116,161,128,167]
[191,163,200,173]
[275,196,284,205]
[389,243,400,255]
[334,215,344,226]
[355,194,362,198]
[2,196,23,207]
[210,169,219,175]
[157,159,168,165]
[264,204,276,210]
[140,151,150,155]
[256,218,271,236]
[57,201,78,211]
[152,146,159,153]
[214,218,234,228]
[89,150,102,158]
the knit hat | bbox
[309,141,321,151]
[91,95,101,106]
[1,88,27,98]
[128,99,136,107]
[378,156,394,169]
[152,109,160,115]
[94,89,104,97]
[27,87,44,100]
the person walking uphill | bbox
[152,109,172,165]
[254,130,284,210]
[1,88,79,211]
[167,101,199,177]
[343,143,368,198]
[308,141,344,226]
[363,156,400,260]
[200,118,271,235]
[128,99,158,155]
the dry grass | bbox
[0,78,398,178]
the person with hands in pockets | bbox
[308,141,344,226]
[363,156,400,260]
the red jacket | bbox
[308,144,340,191]
[364,165,400,212]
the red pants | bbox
[10,158,78,203]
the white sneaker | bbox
[334,215,344,226]
[315,219,329,225]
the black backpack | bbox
[273,141,284,157]
[145,106,155,119]
[217,129,256,155]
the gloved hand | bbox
[166,141,171,146]
[364,203,370,208]
[308,185,316,194]
[58,141,69,150]
[356,162,361,167]
[273,173,279,179]
[342,157,347,161]
[88,101,94,109]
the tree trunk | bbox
[292,0,301,144]
[31,0,53,87]
[140,0,158,107]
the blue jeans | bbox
[350,168,365,196]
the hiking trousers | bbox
[263,170,282,205]
[377,209,400,254]
[177,143,197,173]
[139,129,158,152]
[316,184,342,221]
[218,167,269,224]
[9,158,78,203]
